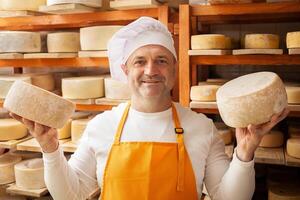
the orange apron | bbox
[100,102,198,200]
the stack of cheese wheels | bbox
[216,72,287,128]
[259,130,284,148]
[47,0,102,7]
[57,119,71,139]
[71,118,90,144]
[244,34,280,49]
[104,78,131,100]
[80,26,123,50]
[0,76,31,99]
[286,138,300,159]
[286,31,300,49]
[268,183,300,200]
[285,85,300,104]
[4,81,75,129]
[14,158,46,189]
[30,73,56,92]
[288,124,300,138]
[214,122,232,145]
[62,76,105,99]
[191,83,221,102]
[47,32,80,53]
[191,34,232,50]
[0,31,41,53]
[10,151,42,160]
[0,0,46,11]
[0,118,28,141]
[0,153,22,184]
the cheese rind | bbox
[287,138,300,159]
[286,31,300,49]
[269,183,300,200]
[244,34,280,49]
[47,0,102,7]
[104,78,131,100]
[0,0,46,11]
[190,85,220,101]
[0,153,22,184]
[57,119,71,139]
[191,34,230,50]
[71,118,90,144]
[47,32,80,53]
[0,76,31,99]
[259,130,284,148]
[285,86,300,104]
[0,119,28,141]
[30,73,55,91]
[4,81,75,129]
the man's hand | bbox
[10,113,59,153]
[235,108,290,162]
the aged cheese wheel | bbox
[259,130,284,148]
[62,76,104,99]
[30,73,55,91]
[4,81,75,129]
[288,124,300,138]
[0,119,28,141]
[15,158,46,189]
[104,78,131,100]
[0,0,46,11]
[216,72,287,128]
[286,31,300,49]
[47,0,102,7]
[80,26,123,50]
[190,85,220,102]
[214,122,232,145]
[0,76,31,99]
[285,86,300,104]
[244,34,279,49]
[10,151,42,160]
[57,119,71,140]
[0,31,41,53]
[71,118,89,144]
[269,183,300,200]
[0,153,22,184]
[47,32,80,53]
[191,34,230,50]
[286,138,300,159]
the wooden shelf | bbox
[255,147,285,165]
[76,104,114,111]
[6,184,48,198]
[0,135,32,150]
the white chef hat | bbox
[107,16,177,82]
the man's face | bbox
[123,45,176,100]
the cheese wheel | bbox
[10,151,42,160]
[286,31,300,49]
[104,78,131,100]
[285,86,300,104]
[30,73,55,91]
[214,122,232,145]
[0,0,46,11]
[0,76,31,99]
[0,119,28,141]
[71,118,89,144]
[4,81,75,129]
[0,31,41,53]
[47,32,80,53]
[57,119,71,140]
[259,130,284,148]
[216,72,287,128]
[62,76,104,99]
[71,111,92,120]
[0,153,22,184]
[269,183,300,200]
[244,34,280,49]
[191,34,230,50]
[286,138,300,159]
[14,158,45,189]
[190,85,220,101]
[288,124,300,138]
[80,26,123,50]
[47,0,102,7]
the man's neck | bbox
[131,95,172,113]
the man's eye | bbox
[157,59,168,64]
[134,60,145,65]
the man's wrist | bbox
[236,145,255,162]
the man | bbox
[9,17,289,200]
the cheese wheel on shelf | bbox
[214,122,232,145]
[0,153,22,184]
[0,0,46,11]
[216,72,287,128]
[47,0,102,7]
[191,34,230,50]
[0,119,28,141]
[286,31,300,49]
[4,81,75,129]
[14,158,46,190]
[244,34,279,49]
[259,130,284,148]
[0,31,41,53]
[104,78,131,100]
[285,86,300,104]
[62,76,104,99]
[71,118,90,144]
[30,73,55,92]
[80,26,123,50]
[0,76,31,99]
[57,119,71,140]
[47,32,80,53]
[190,85,220,102]
[286,138,300,159]
[269,183,300,200]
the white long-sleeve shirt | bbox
[43,102,255,200]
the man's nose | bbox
[144,61,159,76]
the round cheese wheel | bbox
[0,153,22,184]
[288,124,300,138]
[216,72,287,128]
[57,119,71,140]
[4,81,75,129]
[80,26,123,50]
[0,31,41,53]
[191,34,230,50]
[286,31,300,49]
[71,118,90,144]
[285,86,300,104]
[0,76,31,99]
[214,122,232,145]
[269,183,300,200]
[30,73,55,92]
[286,138,300,159]
[47,32,80,53]
[47,0,102,7]
[14,158,45,189]
[0,119,28,141]
[190,85,220,102]
[71,112,92,120]
[0,0,46,11]
[259,130,284,148]
[62,76,104,99]
[244,34,280,49]
[104,78,131,100]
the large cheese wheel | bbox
[30,73,55,92]
[71,118,89,144]
[0,76,31,99]
[191,34,230,50]
[57,119,71,140]
[14,158,45,189]
[0,31,41,53]
[269,183,300,200]
[214,122,232,145]
[80,26,123,50]
[216,72,287,128]
[104,78,131,100]
[4,81,75,129]
[286,138,300,159]
[259,130,284,148]
[288,124,300,138]
[62,76,104,99]
[285,86,300,104]
[47,0,102,7]
[286,31,300,49]
[0,119,28,141]
[190,85,220,102]
[0,153,22,184]
[0,0,46,11]
[47,32,80,53]
[244,34,279,49]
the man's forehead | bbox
[129,45,173,59]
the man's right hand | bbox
[10,113,59,153]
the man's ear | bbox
[121,64,129,75]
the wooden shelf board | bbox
[0,135,32,150]
[17,138,70,152]
[6,184,48,198]
[285,150,300,167]
[95,98,127,106]
[75,104,114,111]
[254,147,285,165]
[62,141,77,153]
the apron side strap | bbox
[114,102,131,145]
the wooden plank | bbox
[24,53,77,59]
[6,184,48,198]
[0,11,43,18]
[254,147,285,165]
[208,0,251,4]
[62,141,77,153]
[0,135,32,150]
[95,98,127,106]
[285,150,300,167]
[233,49,284,55]
[78,51,108,58]
[225,144,234,159]
[289,48,300,55]
[189,49,232,55]
[75,104,114,111]
[110,0,160,10]
[17,138,69,152]
[39,3,98,14]
[0,53,23,59]
[69,98,96,105]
